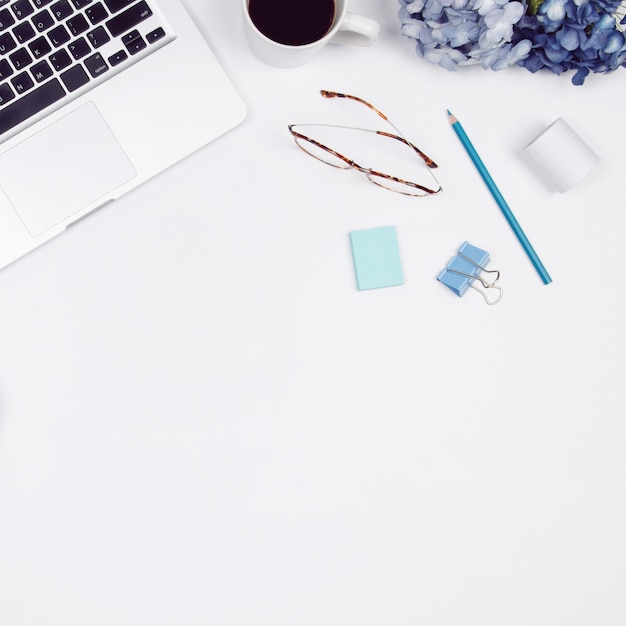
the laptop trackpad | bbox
[0,101,136,237]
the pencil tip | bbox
[447,110,457,124]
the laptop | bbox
[0,0,246,270]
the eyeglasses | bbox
[288,90,442,197]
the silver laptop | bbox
[0,0,246,270]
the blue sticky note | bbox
[349,226,404,291]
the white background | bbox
[1,0,625,624]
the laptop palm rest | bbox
[0,101,136,237]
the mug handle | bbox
[330,13,380,46]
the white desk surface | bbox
[1,1,625,624]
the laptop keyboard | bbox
[0,0,174,137]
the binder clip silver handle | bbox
[445,268,503,305]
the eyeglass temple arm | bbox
[320,90,388,121]
[319,90,438,168]
[377,131,438,169]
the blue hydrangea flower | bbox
[399,0,532,70]
[513,0,626,83]
[398,0,626,83]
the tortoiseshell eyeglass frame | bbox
[288,90,443,197]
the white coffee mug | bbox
[242,0,380,67]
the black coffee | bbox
[249,0,336,46]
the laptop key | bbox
[105,0,151,37]
[9,46,31,69]
[11,0,35,20]
[0,77,64,134]
[50,0,72,19]
[59,62,87,90]
[28,34,51,57]
[0,80,14,104]
[0,30,17,53]
[48,23,70,46]
[85,1,106,24]
[48,46,70,69]
[146,26,163,43]
[11,69,33,93]
[30,57,52,80]
[106,47,125,65]
[121,28,143,54]
[12,20,35,43]
[68,34,88,58]
[83,50,106,76]
[0,57,12,78]
[66,13,88,35]
[86,24,108,47]
[32,8,54,31]
[0,8,16,30]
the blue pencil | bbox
[447,111,552,285]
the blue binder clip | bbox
[437,242,503,305]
